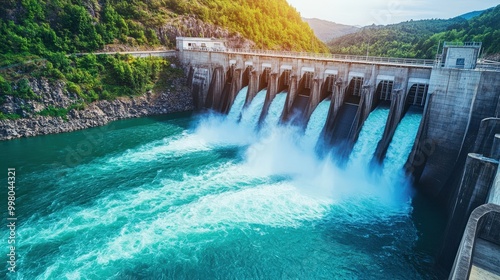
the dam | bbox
[1,40,499,278]
[180,39,500,278]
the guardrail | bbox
[477,64,500,71]
[73,50,177,57]
[476,60,500,72]
[184,48,436,67]
[443,42,482,48]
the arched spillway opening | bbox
[347,79,394,167]
[303,72,336,126]
[278,69,292,93]
[240,65,269,108]
[260,86,288,132]
[377,80,394,103]
[383,107,423,175]
[324,75,364,160]
[283,70,315,126]
[372,79,429,165]
[218,66,244,114]
[256,67,293,130]
[303,98,332,150]
[259,67,272,92]
[299,73,337,149]
[259,71,288,127]
[204,64,243,114]
[406,83,429,109]
[244,68,261,107]
[221,65,254,121]
[226,86,249,122]
[345,76,363,104]
[395,82,428,166]
[205,66,226,110]
[242,65,253,89]
[190,67,211,110]
[322,74,337,100]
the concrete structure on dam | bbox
[182,47,434,160]
[177,38,500,277]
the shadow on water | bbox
[411,191,449,279]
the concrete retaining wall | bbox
[408,69,500,200]
[441,154,498,268]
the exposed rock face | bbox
[0,79,76,118]
[0,78,194,141]
[159,15,255,49]
[100,15,255,52]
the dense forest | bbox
[328,4,500,59]
[0,0,326,65]
[0,0,326,120]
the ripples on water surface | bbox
[0,110,445,279]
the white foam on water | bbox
[303,100,331,149]
[190,113,257,147]
[19,162,255,246]
[107,131,211,165]
[37,180,336,277]
[12,99,421,279]
[227,86,248,121]
[240,89,267,130]
[260,92,287,134]
[242,125,413,211]
[383,111,422,178]
[348,107,390,167]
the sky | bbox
[286,0,500,26]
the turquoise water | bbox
[303,99,331,149]
[227,86,248,122]
[383,111,423,177]
[1,108,443,279]
[240,89,267,130]
[260,92,287,133]
[348,107,390,168]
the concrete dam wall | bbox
[182,50,433,164]
[180,49,500,271]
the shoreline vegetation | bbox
[0,53,184,120]
[0,0,325,140]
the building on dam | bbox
[176,37,500,279]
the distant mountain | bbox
[327,17,466,58]
[303,18,359,42]
[327,4,500,59]
[459,10,487,20]
[436,5,500,57]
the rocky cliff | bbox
[0,76,193,141]
[159,15,255,49]
[102,15,256,52]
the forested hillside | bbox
[430,5,500,57]
[328,4,500,59]
[327,18,467,58]
[459,10,486,20]
[0,0,326,65]
[0,0,327,120]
